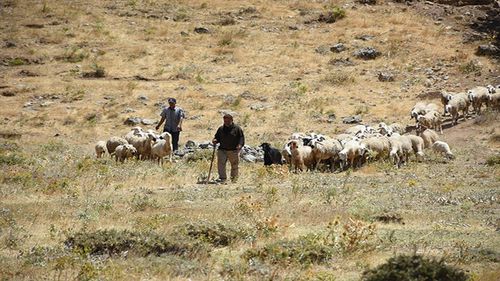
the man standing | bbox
[156,98,185,152]
[212,113,245,183]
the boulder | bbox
[342,115,363,124]
[124,117,142,126]
[353,47,381,60]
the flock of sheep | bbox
[278,84,499,172]
[94,84,499,172]
[95,127,173,164]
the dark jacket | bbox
[214,123,245,150]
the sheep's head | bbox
[467,91,475,102]
[444,104,451,114]
[290,140,299,150]
[487,85,496,94]
[259,142,271,151]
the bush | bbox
[64,229,207,257]
[177,221,248,247]
[361,254,468,281]
[486,154,500,166]
[244,234,334,265]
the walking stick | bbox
[206,144,216,184]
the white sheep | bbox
[106,136,128,155]
[405,135,425,161]
[417,110,442,134]
[445,93,468,125]
[440,91,453,115]
[468,86,491,114]
[411,102,428,120]
[290,139,314,172]
[487,93,500,110]
[95,141,106,158]
[360,136,391,161]
[432,141,455,160]
[338,140,366,170]
[389,134,413,168]
[310,137,343,171]
[114,144,138,163]
[151,132,173,165]
[416,127,439,149]
[125,129,154,160]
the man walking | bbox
[212,113,245,183]
[156,98,185,151]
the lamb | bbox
[260,143,284,166]
[468,86,491,114]
[405,135,425,161]
[360,136,391,161]
[416,127,439,149]
[338,140,366,170]
[417,110,442,134]
[289,140,314,172]
[432,141,455,160]
[445,93,469,125]
[309,137,343,171]
[114,144,137,163]
[106,136,128,155]
[150,132,173,165]
[95,141,106,158]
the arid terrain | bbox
[1,0,499,280]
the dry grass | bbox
[1,0,499,280]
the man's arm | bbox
[156,116,166,131]
[177,109,185,131]
[212,127,221,144]
[237,127,245,150]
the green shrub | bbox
[486,154,500,166]
[8,58,27,66]
[64,229,207,257]
[177,221,248,247]
[0,153,25,165]
[361,254,468,281]
[244,234,334,265]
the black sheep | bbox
[260,143,284,166]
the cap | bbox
[168,98,176,103]
[223,113,233,118]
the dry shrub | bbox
[177,221,249,247]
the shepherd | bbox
[156,97,185,152]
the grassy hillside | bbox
[1,0,499,280]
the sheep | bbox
[488,93,500,110]
[432,141,455,160]
[440,91,453,115]
[445,93,469,125]
[106,136,128,155]
[338,140,366,170]
[260,143,284,166]
[389,134,413,168]
[114,144,137,163]
[289,140,314,172]
[95,141,106,158]
[345,125,368,135]
[360,136,391,161]
[411,102,428,120]
[417,110,442,134]
[125,129,154,160]
[309,137,343,171]
[405,135,425,161]
[150,132,173,165]
[468,86,491,114]
[416,127,439,149]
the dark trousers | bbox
[165,130,180,151]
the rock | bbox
[242,154,257,163]
[138,95,148,101]
[40,101,53,107]
[1,90,16,97]
[122,107,135,113]
[356,0,377,4]
[378,72,395,82]
[476,44,499,57]
[124,117,142,126]
[180,31,189,36]
[4,41,16,48]
[330,43,346,53]
[250,103,269,111]
[353,47,381,60]
[342,115,363,124]
[328,57,355,66]
[327,113,336,123]
[198,141,213,149]
[355,34,375,41]
[25,23,45,28]
[428,0,494,6]
[19,70,39,77]
[141,119,155,125]
[194,27,210,34]
[218,109,237,117]
[185,140,197,148]
[240,90,254,99]
[23,102,33,108]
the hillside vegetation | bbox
[1,0,499,280]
